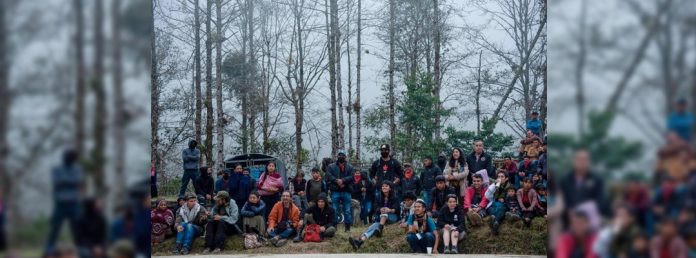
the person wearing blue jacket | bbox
[180,140,201,197]
[526,111,543,136]
[406,200,439,253]
[240,192,266,234]
[229,164,255,212]
[44,149,84,257]
[667,99,694,142]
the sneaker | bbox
[270,236,279,245]
[202,248,212,254]
[443,246,451,254]
[275,239,288,247]
[492,220,500,236]
[180,247,190,255]
[451,246,459,254]
[349,237,363,251]
[171,244,182,254]
[212,248,222,253]
[293,235,303,243]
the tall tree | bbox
[92,0,107,192]
[326,0,338,157]
[215,0,224,170]
[205,0,213,166]
[112,0,126,195]
[194,0,203,158]
[247,0,257,153]
[332,0,345,150]
[74,0,85,156]
[475,50,482,135]
[346,0,353,159]
[388,0,396,153]
[355,0,362,161]
[151,0,160,177]
[0,0,10,240]
[432,0,442,140]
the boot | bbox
[293,228,304,242]
[375,224,384,238]
[349,236,363,251]
[345,223,351,232]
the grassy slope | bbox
[152,217,547,255]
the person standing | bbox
[466,140,495,182]
[257,161,284,220]
[180,140,201,197]
[350,168,374,225]
[369,144,403,197]
[304,168,327,207]
[44,149,84,257]
[419,156,441,208]
[527,111,543,136]
[325,149,355,232]
[202,191,240,254]
[443,148,468,201]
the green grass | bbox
[152,216,547,255]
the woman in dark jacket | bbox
[230,167,255,212]
[240,192,266,234]
[195,167,215,207]
[437,195,466,254]
[350,169,374,225]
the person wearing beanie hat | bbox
[202,191,240,253]
[293,193,337,242]
[349,180,400,251]
[326,149,356,232]
[405,199,439,253]
[172,193,208,255]
[429,176,456,218]
[419,156,442,209]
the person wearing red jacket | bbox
[464,174,489,227]
[555,210,598,258]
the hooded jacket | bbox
[325,161,355,193]
[419,164,442,193]
[182,140,201,170]
[194,169,215,197]
[230,173,255,205]
[240,199,266,217]
[304,195,336,228]
[429,185,456,212]
[210,200,239,225]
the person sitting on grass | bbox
[399,191,418,231]
[293,193,337,242]
[535,183,547,218]
[151,198,174,246]
[202,191,240,254]
[351,168,374,225]
[172,193,208,255]
[517,177,539,227]
[405,200,439,254]
[464,174,489,227]
[266,191,300,247]
[429,175,456,218]
[504,186,522,221]
[349,180,401,251]
[484,172,511,235]
[649,218,689,258]
[195,166,215,207]
[438,194,465,254]
[240,191,266,234]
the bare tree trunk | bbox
[240,0,249,154]
[92,0,107,193]
[476,50,482,135]
[0,0,12,245]
[388,0,396,153]
[112,0,126,195]
[294,0,306,173]
[346,0,353,159]
[326,0,338,157]
[355,0,362,162]
[332,0,344,151]
[74,0,85,156]
[151,0,160,180]
[576,0,587,135]
[216,0,224,170]
[248,0,257,153]
[262,37,271,154]
[194,0,203,159]
[204,0,213,166]
[541,60,547,135]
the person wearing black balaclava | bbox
[369,144,403,197]
[437,153,447,174]
[215,169,231,194]
[180,140,201,197]
[195,166,215,207]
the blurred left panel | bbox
[0,0,152,257]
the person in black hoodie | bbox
[465,140,495,183]
[369,144,403,197]
[350,168,374,225]
[293,193,337,242]
[419,156,442,209]
[401,163,422,198]
[76,198,107,258]
[349,180,401,251]
[438,194,466,254]
[230,166,255,220]
[195,166,215,207]
[429,175,456,218]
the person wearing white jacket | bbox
[484,171,511,235]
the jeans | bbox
[406,232,435,253]
[44,201,81,255]
[422,192,432,211]
[292,195,308,214]
[359,199,373,224]
[269,227,295,239]
[486,201,506,223]
[179,169,199,197]
[331,191,353,225]
[362,214,398,239]
[175,222,200,249]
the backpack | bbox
[243,233,265,249]
[303,224,322,243]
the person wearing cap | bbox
[399,191,418,230]
[527,111,542,136]
[667,98,694,142]
[180,140,201,198]
[438,194,466,254]
[267,191,300,247]
[429,175,456,217]
[195,166,215,207]
[350,168,374,225]
[349,180,401,251]
[402,163,422,198]
[369,144,404,197]
[215,169,232,194]
[293,193,337,242]
[466,140,496,182]
[419,156,442,209]
[325,149,355,232]
[202,191,239,253]
[464,174,490,227]
[172,193,208,255]
[405,200,439,254]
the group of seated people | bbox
[151,141,548,255]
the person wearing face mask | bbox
[195,166,215,207]
[326,149,355,232]
[180,140,201,198]
[369,144,404,197]
[229,164,255,217]
[214,169,231,195]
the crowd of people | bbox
[153,112,547,254]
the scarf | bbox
[354,174,361,184]
[179,203,201,223]
[405,169,414,179]
[258,172,284,196]
[414,213,429,233]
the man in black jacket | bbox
[195,166,215,207]
[559,150,607,228]
[369,144,403,197]
[466,140,495,184]
[419,156,442,208]
[293,193,337,242]
[325,149,355,232]
[429,175,456,218]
